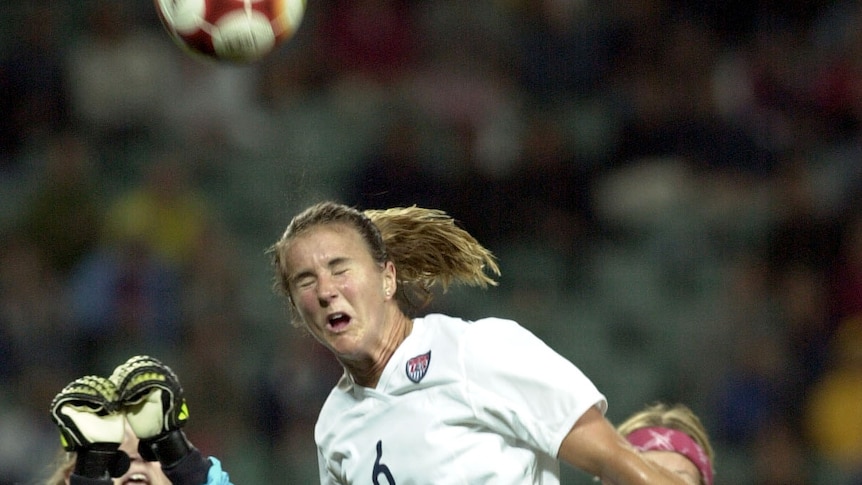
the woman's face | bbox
[283,223,396,361]
[63,422,170,485]
[641,450,701,485]
[599,449,701,485]
[114,422,171,485]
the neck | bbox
[347,307,413,388]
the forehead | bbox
[284,223,369,263]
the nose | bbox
[125,446,143,462]
[119,438,144,463]
[316,274,337,305]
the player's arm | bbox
[111,356,234,485]
[557,406,690,485]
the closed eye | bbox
[329,260,352,278]
[292,273,316,289]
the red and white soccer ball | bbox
[154,0,306,63]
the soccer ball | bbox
[154,0,306,63]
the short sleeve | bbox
[460,317,607,457]
[205,457,233,485]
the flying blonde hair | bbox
[270,202,499,320]
[43,450,74,485]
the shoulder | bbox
[420,313,522,332]
[315,373,351,418]
[418,313,541,349]
[415,313,532,350]
[415,313,557,372]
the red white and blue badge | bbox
[406,351,431,383]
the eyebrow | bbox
[328,257,349,269]
[289,257,350,285]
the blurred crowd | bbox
[2,0,862,483]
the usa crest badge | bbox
[406,351,431,383]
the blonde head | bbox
[618,403,715,480]
[270,202,499,321]
[44,450,74,485]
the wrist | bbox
[139,430,194,468]
[74,444,130,479]
[162,448,210,485]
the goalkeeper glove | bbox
[110,355,193,467]
[49,375,130,479]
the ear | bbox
[382,261,397,297]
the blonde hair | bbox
[618,403,715,478]
[270,202,499,320]
[44,450,74,485]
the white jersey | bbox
[314,313,607,484]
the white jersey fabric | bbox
[315,313,607,484]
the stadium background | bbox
[1,0,861,483]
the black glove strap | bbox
[163,448,211,485]
[139,430,194,468]
[74,445,130,479]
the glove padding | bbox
[49,376,129,479]
[49,375,124,451]
[110,355,189,440]
[111,355,195,466]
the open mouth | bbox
[327,312,351,331]
[122,472,150,484]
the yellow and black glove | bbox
[49,376,130,480]
[110,355,193,468]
